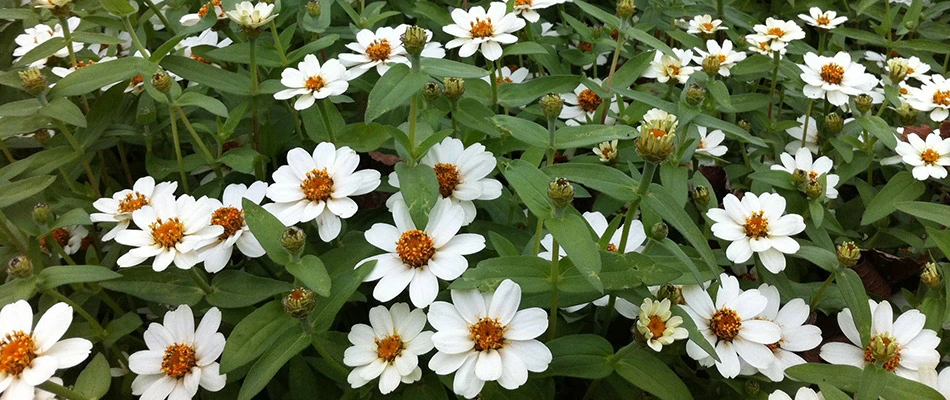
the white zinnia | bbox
[339,26,413,78]
[695,126,727,160]
[769,388,823,400]
[686,15,727,35]
[748,18,805,44]
[91,176,178,241]
[905,74,950,122]
[799,52,879,106]
[706,192,806,274]
[643,49,696,84]
[798,7,848,30]
[274,55,350,110]
[692,40,746,77]
[225,1,277,29]
[885,57,931,83]
[559,79,620,126]
[428,279,552,398]
[42,225,88,256]
[512,0,558,23]
[785,115,819,154]
[593,139,618,163]
[771,147,841,199]
[13,18,84,68]
[343,303,434,394]
[894,132,950,180]
[177,29,232,64]
[481,66,530,85]
[636,298,689,352]
[442,2,526,61]
[752,284,822,381]
[198,182,268,273]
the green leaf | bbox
[14,38,65,67]
[103,312,142,347]
[555,125,637,149]
[311,262,374,332]
[420,57,489,78]
[74,353,111,399]
[786,364,861,393]
[242,199,293,266]
[395,163,441,229]
[546,334,613,379]
[36,265,121,290]
[613,344,693,400]
[48,57,150,98]
[286,34,339,63]
[879,369,945,400]
[286,255,332,297]
[573,0,620,28]
[0,147,76,180]
[502,159,555,219]
[365,64,428,122]
[220,147,267,175]
[747,170,795,190]
[0,176,56,208]
[176,92,229,118]
[487,231,519,257]
[99,0,136,16]
[206,270,293,308]
[450,256,551,293]
[502,42,549,56]
[40,97,86,128]
[492,115,548,148]
[856,364,887,400]
[896,201,950,227]
[543,163,636,202]
[856,116,897,149]
[98,267,206,305]
[334,123,394,152]
[861,172,925,225]
[162,55,251,95]
[0,277,36,307]
[221,300,297,373]
[644,184,717,274]
[0,99,41,117]
[790,246,838,272]
[498,75,580,108]
[837,268,871,347]
[546,209,603,292]
[237,329,310,400]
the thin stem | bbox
[818,30,827,54]
[249,38,261,152]
[767,52,781,121]
[188,267,214,294]
[408,94,419,164]
[545,117,557,167]
[531,217,544,257]
[168,105,191,192]
[0,140,14,164]
[269,21,289,65]
[44,289,107,338]
[285,102,305,142]
[56,16,79,69]
[116,142,134,187]
[600,295,616,336]
[37,380,90,400]
[548,239,560,341]
[45,231,77,265]
[809,271,837,310]
[141,0,171,33]
[317,101,337,143]
[122,16,150,57]
[600,19,626,124]
[488,59,499,112]
[52,120,101,197]
[175,107,223,177]
[0,210,26,253]
[619,162,656,251]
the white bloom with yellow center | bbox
[480,66,530,85]
[181,0,227,26]
[177,29,232,65]
[752,284,822,381]
[428,279,552,398]
[593,139,618,163]
[894,132,950,180]
[264,143,381,241]
[32,0,70,9]
[91,176,178,241]
[115,194,224,272]
[559,79,620,126]
[695,126,727,161]
[906,74,950,121]
[0,301,93,399]
[748,18,805,44]
[442,2,526,61]
[360,199,485,308]
[643,49,696,84]
[636,298,688,352]
[198,182,268,273]
[225,1,276,29]
[343,303,434,394]
[771,147,841,199]
[41,225,88,256]
[798,7,848,30]
[745,35,788,57]
[692,40,746,77]
[706,192,806,273]
[339,26,408,78]
[885,57,931,82]
[128,305,227,400]
[799,52,879,106]
[686,15,727,35]
[512,0,558,23]
[785,115,819,154]
[13,18,84,68]
[681,274,782,378]
[274,55,350,110]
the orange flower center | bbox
[605,243,618,252]
[300,169,334,202]
[744,211,769,239]
[41,227,71,252]
[433,163,462,198]
[162,343,197,379]
[698,139,707,149]
[396,229,435,268]
[515,0,531,6]
[470,18,494,39]
[366,39,392,62]
[899,87,908,95]
[933,90,950,106]
[767,27,785,37]
[119,192,149,213]
[0,331,37,376]
[701,22,715,32]
[864,334,901,372]
[577,89,603,113]
[717,54,726,63]
[647,315,666,339]
[211,206,244,239]
[131,74,143,86]
[375,334,403,363]
[816,15,830,25]
[578,42,593,52]
[72,60,95,69]
[306,76,326,92]
[665,64,681,77]
[190,54,212,64]
[648,129,668,139]
[709,308,741,341]
[469,317,506,351]
[198,2,210,17]
[920,149,941,165]
[820,63,845,85]
[149,218,186,249]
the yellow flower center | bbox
[375,334,403,363]
[709,308,741,341]
[190,54,212,64]
[820,63,845,85]
[665,64,681,77]
[150,218,186,249]
[933,90,950,106]
[300,169,334,202]
[118,192,149,213]
[162,343,197,379]
[921,149,941,165]
[131,74,144,86]
[469,317,506,351]
[767,27,785,37]
[211,206,244,239]
[648,128,668,139]
[577,89,603,113]
[305,76,326,92]
[0,331,37,376]
[433,163,462,198]
[702,22,715,32]
[515,0,531,6]
[717,54,726,63]
[365,39,392,62]
[647,315,666,339]
[470,18,494,39]
[698,139,707,149]
[396,229,436,268]
[744,211,769,239]
[816,15,831,25]
[864,333,901,372]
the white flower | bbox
[428,279,552,398]
[820,300,940,382]
[481,66,530,85]
[13,18,84,68]
[692,40,746,77]
[177,29,232,64]
[933,366,950,398]
[539,22,559,37]
[639,108,678,136]
[569,40,609,70]
[0,301,92,399]
[706,192,806,274]
[148,0,172,30]
[360,199,485,308]
[559,79,620,126]
[886,57,931,83]
[512,0,558,23]
[120,51,183,94]
[769,388,823,400]
[643,49,696,84]
[799,52,879,106]
[751,284,822,381]
[771,147,841,199]
[636,298,688,352]
[343,303,434,394]
[681,274,782,378]
[695,126,727,160]
[798,7,847,30]
[339,26,408,78]
[442,2,526,61]
[562,295,640,319]
[198,182,268,273]
[785,115,820,154]
[89,30,132,57]
[181,0,226,26]
[91,177,179,241]
[686,15,727,35]
[264,143,381,240]
[32,0,70,9]
[745,35,787,57]
[906,74,950,121]
[748,18,805,44]
[226,1,277,29]
[593,139,618,163]
[129,305,227,400]
[388,137,502,225]
[41,225,88,255]
[894,132,950,180]
[274,55,349,110]
[864,51,887,69]
[115,194,224,271]
[51,57,117,88]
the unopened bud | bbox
[636,129,676,163]
[824,112,843,136]
[791,169,809,189]
[836,241,860,267]
[423,82,442,103]
[305,0,320,17]
[650,222,668,241]
[738,120,751,132]
[540,93,563,120]
[896,102,918,125]
[888,60,909,84]
[443,77,464,102]
[592,26,603,39]
[19,68,47,95]
[691,186,710,208]
[805,180,823,200]
[32,202,51,225]
[547,178,574,209]
[685,83,706,107]
[702,55,722,76]
[655,284,684,305]
[617,0,635,19]
[7,255,33,278]
[855,94,873,114]
[283,287,315,318]
[921,262,941,288]
[280,226,306,255]
[400,25,427,57]
[744,380,760,396]
[904,20,917,30]
[151,70,173,93]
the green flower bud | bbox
[423,82,442,103]
[855,94,873,114]
[617,0,636,19]
[738,120,751,132]
[744,380,760,396]
[591,26,603,39]
[305,0,320,17]
[151,70,173,93]
[636,129,676,163]
[836,241,860,267]
[650,222,668,241]
[540,93,563,120]
[7,255,33,279]
[921,262,941,288]
[281,226,306,256]
[824,112,844,136]
[896,102,918,126]
[791,169,809,189]
[32,202,51,225]
[19,68,47,95]
[283,287,316,318]
[685,83,706,107]
[400,25,427,57]
[547,178,574,209]
[887,59,909,84]
[691,186,710,208]
[702,55,722,76]
[655,284,684,305]
[443,77,465,102]
[805,180,823,200]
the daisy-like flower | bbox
[13,18,84,68]
[539,22,559,37]
[343,303,434,394]
[428,279,552,398]
[785,115,820,154]
[769,388,823,400]
[771,147,841,199]
[635,298,688,352]
[442,2,526,61]
[388,137,502,224]
[115,194,224,271]
[820,300,940,382]
[274,55,349,110]
[128,305,227,400]
[686,15,727,36]
[799,52,879,106]
[886,57,932,83]
[40,225,89,255]
[643,49,696,84]
[177,29,233,64]
[512,0,558,23]
[118,51,183,95]
[339,26,410,78]
[798,7,848,30]
[706,192,806,274]
[695,126,727,160]
[359,199,485,308]
[894,132,950,180]
[264,143,381,241]
[593,139,618,164]
[225,1,277,29]
[91,176,179,241]
[692,40,746,77]
[752,284,822,381]
[0,301,93,399]
[748,18,805,44]
[681,274,782,378]
[746,35,788,57]
[198,182,267,273]
[481,65,530,85]
[559,79,620,126]
[906,74,950,122]
[180,0,226,26]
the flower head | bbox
[91,177,178,241]
[339,26,436,78]
[751,284,822,381]
[749,18,805,43]
[343,303,434,394]
[799,52,879,106]
[771,147,841,199]
[442,2,526,61]
[481,65,530,86]
[692,40,746,77]
[798,7,847,30]
[226,1,277,29]
[40,225,89,255]
[905,74,950,122]
[769,388,823,400]
[695,126,727,161]
[885,57,931,83]
[177,29,232,65]
[894,132,950,180]
[643,49,696,84]
[181,0,226,26]
[593,139,619,164]
[274,55,350,110]
[686,15,727,35]
[636,298,688,352]
[706,192,806,273]
[13,18,83,67]
[198,182,268,273]
[512,0,558,23]
[559,79,621,126]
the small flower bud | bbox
[896,102,918,126]
[151,70,173,93]
[547,178,574,209]
[855,94,873,114]
[423,82,442,103]
[824,112,844,136]
[684,83,706,107]
[443,77,465,102]
[921,262,941,288]
[836,241,860,267]
[744,380,760,396]
[904,20,917,30]
[283,287,316,318]
[887,60,909,84]
[19,68,47,95]
[617,0,635,19]
[32,202,51,225]
[305,0,320,17]
[791,169,809,189]
[592,26,603,39]
[702,55,722,76]
[805,180,823,200]
[691,186,710,208]
[636,130,676,163]
[655,284,684,305]
[650,222,668,241]
[540,93,563,120]
[738,120,751,132]
[280,226,306,255]
[400,25,427,57]
[7,255,33,279]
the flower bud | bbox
[855,94,873,114]
[591,26,603,39]
[280,226,306,255]
[655,284,684,305]
[305,0,320,17]
[738,120,751,132]
[423,82,442,103]
[151,70,173,93]
[836,241,860,267]
[896,102,918,126]
[540,93,563,120]
[636,129,676,163]
[19,68,47,95]
[283,287,316,318]
[805,180,823,200]
[684,83,706,107]
[691,186,710,208]
[921,262,941,288]
[443,77,465,102]
[744,380,760,396]
[617,0,635,19]
[7,255,33,279]
[547,178,574,209]
[32,202,51,225]
[887,59,909,83]
[702,55,722,76]
[824,112,843,136]
[650,222,668,241]
[400,25,427,57]
[791,169,808,189]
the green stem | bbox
[141,0,171,33]
[531,217,545,257]
[52,120,101,197]
[600,19,626,124]
[489,59,499,112]
[0,140,15,163]
[122,16,150,57]
[809,271,837,310]
[818,30,827,54]
[767,52,781,121]
[37,380,90,400]
[317,101,336,143]
[548,239,560,341]
[269,21,289,65]
[188,267,214,294]
[408,95,419,164]
[311,334,351,378]
[116,141,134,187]
[545,117,557,167]
[175,107,223,177]
[44,289,107,338]
[168,105,191,192]
[619,162,656,251]
[56,16,79,69]
[600,295,616,336]
[0,210,26,253]
[45,230,77,265]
